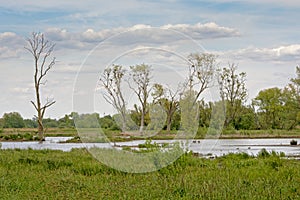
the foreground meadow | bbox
[0,149,299,199]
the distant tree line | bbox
[0,112,122,131]
[98,53,300,132]
[2,49,299,132]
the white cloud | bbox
[0,32,24,46]
[41,23,240,50]
[274,45,300,58]
[0,46,20,59]
[0,32,22,43]
[45,28,69,41]
[221,44,300,63]
[162,22,240,39]
[0,32,17,41]
[0,32,24,59]
[0,22,241,59]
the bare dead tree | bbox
[99,65,128,132]
[25,32,56,142]
[187,53,217,103]
[128,64,152,133]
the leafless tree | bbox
[25,32,56,142]
[100,65,127,132]
[187,53,217,103]
[128,64,152,133]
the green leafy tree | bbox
[129,104,150,130]
[146,103,166,131]
[99,115,119,130]
[204,100,226,136]
[0,118,4,128]
[253,87,284,129]
[235,105,257,130]
[75,113,101,128]
[152,83,181,132]
[58,114,75,128]
[253,67,300,130]
[43,118,59,128]
[24,119,38,128]
[280,66,300,129]
[198,100,212,128]
[180,90,199,138]
[170,110,181,130]
[290,66,300,102]
[2,112,25,128]
[218,63,247,128]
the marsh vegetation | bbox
[0,149,299,199]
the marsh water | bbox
[1,137,299,158]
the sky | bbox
[0,0,300,119]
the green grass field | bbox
[0,149,299,199]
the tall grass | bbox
[0,149,299,199]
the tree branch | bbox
[31,101,38,111]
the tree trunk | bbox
[121,113,127,133]
[140,113,144,133]
[166,115,172,133]
[36,85,44,142]
[38,118,44,142]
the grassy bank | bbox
[0,128,77,137]
[220,129,300,139]
[0,149,299,199]
[1,128,300,142]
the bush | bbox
[4,135,10,140]
[290,140,298,145]
[257,148,270,158]
[138,139,159,150]
[23,133,33,141]
[258,149,285,158]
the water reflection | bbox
[0,137,299,158]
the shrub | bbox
[290,140,298,145]
[257,148,270,158]
[138,139,159,150]
[23,133,33,141]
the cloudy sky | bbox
[0,0,300,119]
